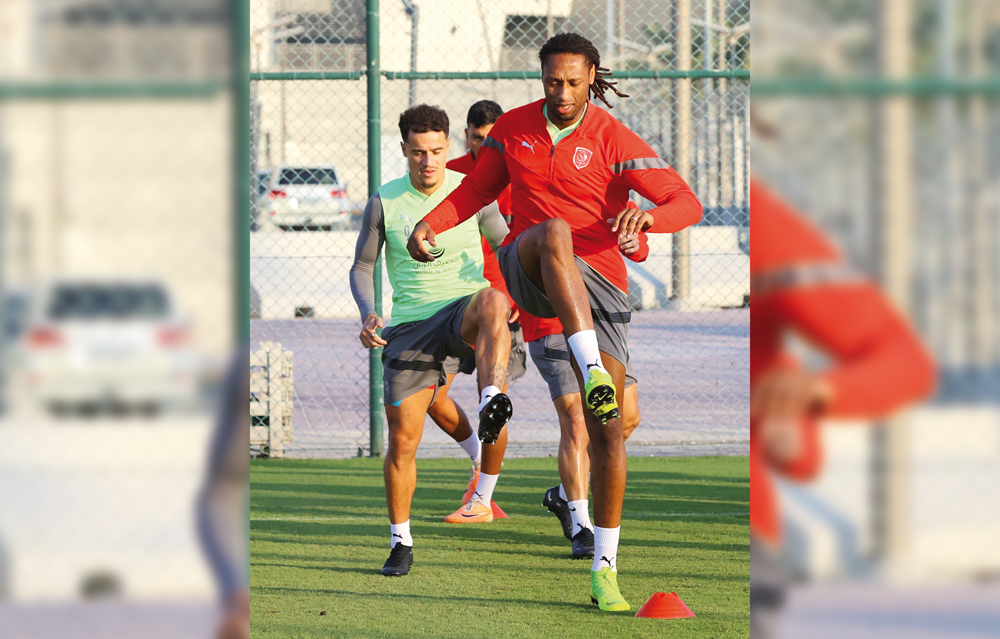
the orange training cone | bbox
[490,500,507,519]
[634,592,695,619]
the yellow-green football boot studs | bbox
[584,368,619,424]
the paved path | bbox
[251,308,749,458]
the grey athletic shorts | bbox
[380,295,476,406]
[497,234,631,369]
[528,333,637,401]
[453,321,527,386]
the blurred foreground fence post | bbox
[872,0,913,566]
[367,0,385,458]
[0,112,6,414]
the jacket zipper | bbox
[548,144,556,180]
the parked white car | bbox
[264,164,351,230]
[10,280,199,416]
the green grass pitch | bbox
[251,455,749,638]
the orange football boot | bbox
[444,498,494,524]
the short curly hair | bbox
[399,104,450,142]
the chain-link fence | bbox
[249,0,750,458]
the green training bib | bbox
[380,169,488,325]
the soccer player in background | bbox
[431,99,526,524]
[750,178,936,638]
[407,33,702,611]
[350,105,513,577]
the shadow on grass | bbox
[253,585,612,614]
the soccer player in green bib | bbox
[350,105,514,577]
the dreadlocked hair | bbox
[538,32,629,109]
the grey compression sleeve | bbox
[349,194,384,321]
[476,201,510,254]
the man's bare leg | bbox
[514,218,593,335]
[459,287,511,395]
[380,388,434,575]
[427,375,514,462]
[427,374,474,442]
[545,380,639,552]
[622,383,640,441]
[559,381,638,505]
[555,393,590,501]
[516,218,618,425]
[459,287,512,445]
[429,373,508,505]
[384,388,434,525]
[572,353,627,527]
[456,362,510,511]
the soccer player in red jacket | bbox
[408,33,701,611]
[750,178,936,638]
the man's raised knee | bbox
[537,217,573,246]
[477,287,510,322]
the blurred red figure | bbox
[749,178,936,638]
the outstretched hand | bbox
[751,368,833,464]
[406,220,438,262]
[359,314,387,348]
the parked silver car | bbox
[264,164,351,230]
[11,280,199,416]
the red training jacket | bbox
[423,98,702,295]
[750,179,936,544]
[447,152,513,307]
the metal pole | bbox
[605,0,614,56]
[872,0,913,566]
[718,0,731,207]
[403,1,418,106]
[233,0,250,346]
[279,82,286,163]
[367,0,384,457]
[968,0,994,378]
[672,0,693,304]
[617,0,626,116]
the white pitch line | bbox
[252,512,748,523]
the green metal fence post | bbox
[367,0,384,457]
[233,0,250,346]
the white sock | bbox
[458,432,482,465]
[566,330,607,375]
[478,385,502,412]
[390,520,412,548]
[568,499,593,536]
[471,472,499,504]
[558,484,568,501]
[592,525,620,572]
